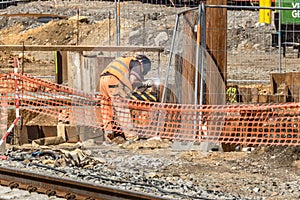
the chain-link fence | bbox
[1,1,300,105]
[162,2,300,105]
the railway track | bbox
[0,166,169,200]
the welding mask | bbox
[135,55,151,75]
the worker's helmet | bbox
[135,54,151,75]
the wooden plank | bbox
[181,11,197,104]
[40,126,57,138]
[0,45,163,52]
[270,72,286,95]
[65,126,80,143]
[269,94,286,103]
[61,51,68,84]
[19,125,40,145]
[258,94,269,103]
[79,56,114,93]
[78,126,104,142]
[287,72,300,102]
[67,55,114,126]
[57,124,66,141]
[0,13,67,19]
[67,52,82,90]
[174,54,182,103]
[206,0,227,105]
[55,51,63,84]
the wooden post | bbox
[180,1,227,105]
[206,0,227,105]
[61,51,68,84]
[55,51,62,84]
[55,51,68,84]
[80,55,114,93]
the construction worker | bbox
[99,54,152,143]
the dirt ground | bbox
[169,146,300,199]
[0,1,300,199]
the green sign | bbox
[276,0,300,24]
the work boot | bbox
[124,130,139,142]
[103,130,114,145]
[126,135,139,142]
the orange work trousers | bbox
[99,75,133,136]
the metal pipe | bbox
[227,79,270,83]
[193,4,201,138]
[0,45,163,52]
[198,3,206,142]
[143,14,146,47]
[108,11,111,57]
[161,14,179,103]
[14,58,20,120]
[206,5,300,11]
[175,4,300,13]
[117,0,120,47]
[199,3,206,107]
[76,8,79,45]
[158,51,161,78]
[108,12,111,44]
[115,0,121,57]
[0,118,18,146]
[22,41,24,74]
[177,7,198,15]
[194,4,201,106]
[278,1,282,72]
[156,13,179,136]
[0,58,21,146]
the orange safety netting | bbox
[0,73,299,145]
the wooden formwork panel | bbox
[65,126,80,143]
[19,125,57,144]
[40,126,57,138]
[19,125,102,144]
[270,72,287,95]
[271,72,300,102]
[237,87,252,103]
[67,53,114,93]
[286,72,300,102]
[18,125,40,145]
[268,94,287,103]
[236,87,286,103]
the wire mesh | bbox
[0,1,300,146]
[0,70,299,145]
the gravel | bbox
[0,143,299,200]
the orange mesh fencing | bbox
[0,73,299,146]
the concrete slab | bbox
[172,141,221,151]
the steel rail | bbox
[0,166,169,200]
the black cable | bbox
[80,171,219,200]
[26,161,214,199]
[26,162,66,174]
[19,159,240,200]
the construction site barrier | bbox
[0,72,299,146]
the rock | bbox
[42,159,55,165]
[68,16,90,23]
[253,187,260,193]
[292,160,300,169]
[154,31,168,46]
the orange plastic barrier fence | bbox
[0,73,299,146]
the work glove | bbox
[142,79,153,87]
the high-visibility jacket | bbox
[101,56,134,91]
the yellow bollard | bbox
[259,0,272,24]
